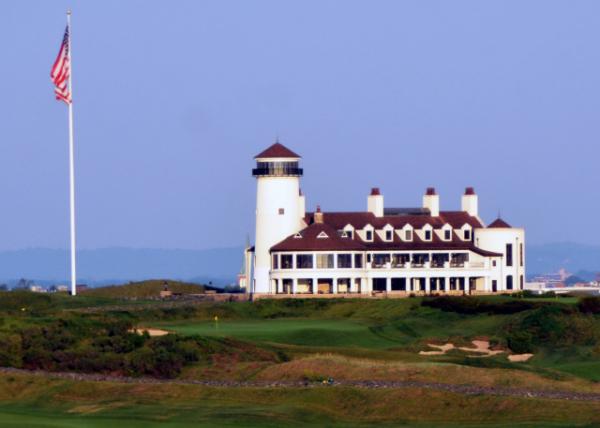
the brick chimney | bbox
[462,187,478,217]
[314,205,324,224]
[423,187,440,217]
[367,188,384,217]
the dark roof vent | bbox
[425,187,437,196]
[465,187,476,195]
[370,187,381,196]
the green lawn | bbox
[156,319,403,348]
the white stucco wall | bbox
[254,173,303,293]
[474,227,525,291]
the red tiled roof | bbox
[271,214,501,257]
[271,223,365,252]
[303,211,484,230]
[255,143,300,159]
[488,218,512,228]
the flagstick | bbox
[67,9,77,296]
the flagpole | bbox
[66,9,77,296]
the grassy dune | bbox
[81,279,206,299]
[0,373,599,427]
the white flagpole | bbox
[66,9,77,296]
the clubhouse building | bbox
[245,142,525,297]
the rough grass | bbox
[0,373,599,427]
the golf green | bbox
[155,319,405,348]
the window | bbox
[431,253,449,268]
[492,280,498,292]
[520,275,524,290]
[347,230,354,239]
[492,260,497,267]
[337,254,352,268]
[392,253,410,267]
[366,253,372,263]
[424,230,432,241]
[316,254,334,269]
[520,243,524,267]
[365,230,373,241]
[385,230,393,241]
[278,208,285,215]
[450,253,469,267]
[405,230,412,241]
[444,230,451,240]
[354,253,363,268]
[373,253,390,267]
[411,253,429,267]
[296,254,313,269]
[391,278,406,291]
[281,254,293,269]
[272,254,279,270]
[506,243,513,267]
[372,278,387,292]
[506,275,513,290]
[463,229,471,240]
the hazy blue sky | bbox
[0,1,599,250]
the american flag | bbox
[50,25,71,104]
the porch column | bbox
[312,278,318,294]
[386,277,391,293]
[333,278,338,294]
[292,278,298,294]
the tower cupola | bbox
[252,142,303,177]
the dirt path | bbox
[1,367,599,402]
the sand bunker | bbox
[419,343,455,355]
[508,353,534,362]
[420,340,534,362]
[130,328,170,337]
[458,340,504,357]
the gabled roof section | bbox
[303,210,484,230]
[255,142,301,159]
[488,218,512,228]
[271,223,365,252]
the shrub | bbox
[506,331,534,353]
[421,296,540,315]
[578,297,600,314]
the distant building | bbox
[246,142,526,296]
[28,285,46,293]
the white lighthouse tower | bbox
[252,142,304,294]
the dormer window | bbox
[317,231,329,239]
[294,233,302,239]
[405,230,413,241]
[366,230,373,241]
[464,229,471,240]
[347,230,354,239]
[385,230,392,241]
[424,230,432,241]
[444,230,451,240]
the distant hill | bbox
[0,247,244,287]
[527,243,600,276]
